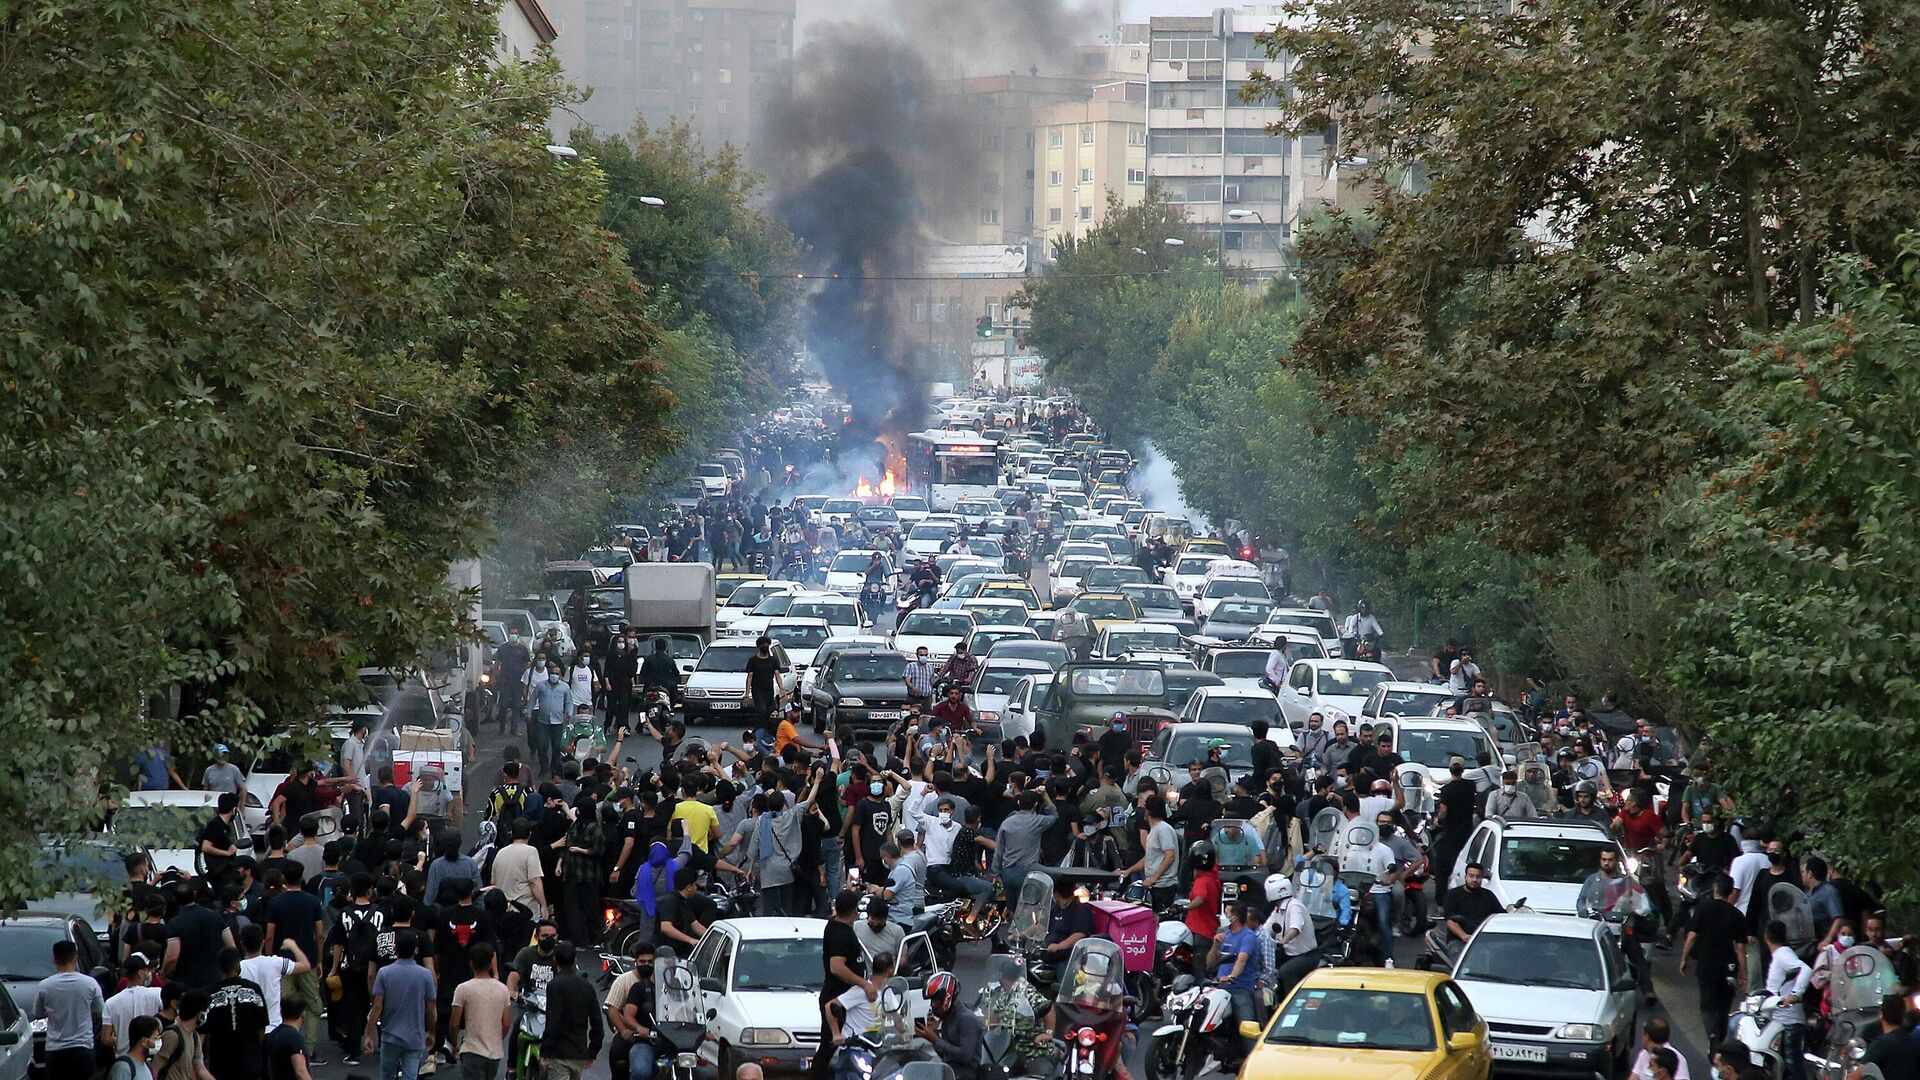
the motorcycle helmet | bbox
[1574,779,1599,797]
[1265,873,1293,903]
[925,971,959,1015]
[1188,840,1217,871]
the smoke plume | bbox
[766,0,1106,450]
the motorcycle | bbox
[650,949,709,1080]
[1808,944,1903,1080]
[1576,872,1653,989]
[1054,939,1131,1080]
[1732,993,1798,1080]
[1145,975,1235,1080]
[509,987,547,1080]
[1004,871,1062,999]
[563,711,608,762]
[832,976,939,1080]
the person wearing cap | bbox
[203,745,246,800]
[101,953,162,1055]
[775,701,823,757]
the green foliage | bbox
[1256,0,1920,556]
[0,0,676,900]
[1664,247,1920,901]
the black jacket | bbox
[640,652,679,693]
[542,969,604,1061]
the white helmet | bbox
[1614,735,1636,757]
[1265,873,1293,903]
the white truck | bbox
[625,563,717,684]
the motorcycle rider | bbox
[1563,780,1614,827]
[1341,601,1383,658]
[1295,713,1332,769]
[1185,841,1223,967]
[915,973,981,1080]
[1583,848,1655,1001]
[935,641,979,690]
[1261,875,1318,1001]
[1428,863,1503,968]
[978,955,1059,1074]
[1486,769,1539,821]
[1205,900,1262,1071]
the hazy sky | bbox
[796,0,1234,39]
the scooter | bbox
[1145,976,1236,1080]
[509,988,547,1080]
[650,949,711,1080]
[1731,993,1793,1080]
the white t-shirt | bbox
[241,954,296,1025]
[1728,848,1770,915]
[102,984,163,1045]
[1632,1047,1692,1080]
[1367,842,1397,895]
[834,984,881,1038]
[1448,660,1482,694]
[568,664,595,705]
[1278,898,1316,957]
[1357,795,1394,821]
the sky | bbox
[796,0,1238,40]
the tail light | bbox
[1240,546,1255,559]
[602,905,619,931]
[1075,1028,1097,1048]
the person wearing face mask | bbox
[917,796,993,918]
[1689,809,1739,876]
[607,939,657,1080]
[1486,769,1538,821]
[568,649,600,714]
[849,776,894,880]
[1429,759,1478,904]
[1095,713,1132,783]
[524,663,576,777]
[603,635,638,740]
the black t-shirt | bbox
[494,641,531,681]
[657,891,716,946]
[1095,730,1131,778]
[853,798,893,868]
[1372,751,1405,776]
[1690,831,1739,873]
[1861,1029,1920,1080]
[200,976,268,1080]
[1046,900,1096,949]
[1437,779,1478,838]
[512,945,559,995]
[263,1024,307,1080]
[266,888,326,961]
[167,903,230,989]
[1443,886,1504,937]
[436,904,493,984]
[1688,897,1749,978]
[199,815,236,871]
[745,654,782,702]
[1747,869,1792,933]
[821,919,863,1003]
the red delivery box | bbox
[1089,900,1156,973]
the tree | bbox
[0,0,674,899]
[1663,241,1920,901]
[1257,0,1920,556]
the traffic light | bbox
[976,315,994,339]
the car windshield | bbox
[1121,586,1180,609]
[112,806,207,848]
[1071,597,1135,619]
[1086,566,1149,587]
[586,588,624,612]
[1211,652,1267,677]
[1064,667,1165,697]
[655,635,704,659]
[1106,631,1181,654]
[1458,934,1605,990]
[749,594,794,616]
[1264,989,1436,1052]
[1379,688,1451,715]
[788,601,856,625]
[1203,579,1269,600]
[1199,696,1281,726]
[519,598,562,621]
[1048,468,1081,481]
[835,655,907,682]
[831,553,882,573]
[909,524,956,541]
[0,924,68,981]
[1210,601,1273,623]
[966,606,1027,626]
[1058,560,1103,580]
[976,668,1038,696]
[1319,668,1391,697]
[890,497,928,513]
[714,578,757,600]
[971,629,1030,648]
[586,549,632,568]
[728,584,785,608]
[900,614,973,637]
[731,938,825,992]
[857,508,897,523]
[1167,734,1254,768]
[1175,558,1214,576]
[968,538,1005,558]
[824,500,861,515]
[1395,727,1491,767]
[1500,836,1619,884]
[768,624,830,649]
[696,648,757,673]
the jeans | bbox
[1001,866,1030,901]
[758,880,793,917]
[458,1053,500,1080]
[823,845,844,906]
[379,1044,427,1080]
[526,721,564,776]
[1371,890,1394,959]
[929,865,992,906]
[1697,970,1736,1047]
[1780,1023,1807,1080]
[1276,950,1320,998]
[628,1042,658,1080]
[1227,988,1260,1062]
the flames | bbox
[852,470,899,500]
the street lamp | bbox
[637,196,666,207]
[1163,237,1186,247]
[1227,208,1296,301]
[544,144,579,159]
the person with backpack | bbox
[107,1014,163,1080]
[329,875,387,1067]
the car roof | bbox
[1490,818,1617,840]
[1194,686,1276,701]
[1472,913,1605,941]
[1168,721,1257,738]
[1294,967,1449,994]
[766,618,831,629]
[1103,622,1180,634]
[983,656,1051,671]
[1299,658,1395,673]
[1386,715,1488,733]
[1377,680,1450,692]
[715,916,830,941]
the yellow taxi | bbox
[714,572,765,607]
[978,579,1042,611]
[1185,537,1231,559]
[1238,967,1491,1080]
[1065,591,1139,633]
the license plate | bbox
[711,700,739,709]
[869,710,900,719]
[1490,1043,1549,1063]
[800,1060,811,1071]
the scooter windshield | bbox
[1007,871,1055,948]
[1054,938,1126,1009]
[654,954,702,1027]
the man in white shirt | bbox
[1727,839,1772,916]
[490,819,549,917]
[1357,780,1397,822]
[101,955,163,1055]
[1264,876,1320,998]
[1763,919,1813,1080]
[238,925,308,1027]
[826,952,893,1044]
[1364,838,1400,966]
[1447,651,1482,694]
[1629,1018,1691,1080]
[1262,642,1293,690]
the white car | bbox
[1445,818,1627,918]
[763,619,832,682]
[799,635,893,700]
[689,918,939,1077]
[784,592,866,637]
[819,498,864,526]
[823,550,891,595]
[1192,574,1271,622]
[715,580,804,632]
[1363,680,1457,723]
[1377,714,1503,807]
[959,598,1030,626]
[886,495,930,525]
[1450,913,1641,1076]
[693,462,732,497]
[1094,622,1184,660]
[1049,557,1105,604]
[891,609,976,661]
[724,591,798,640]
[1176,686,1290,733]
[1043,466,1084,495]
[970,657,1053,729]
[117,791,261,876]
[1265,607,1345,658]
[1197,647,1271,692]
[1166,553,1217,605]
[902,521,959,559]
[682,640,796,721]
[951,498,999,526]
[1276,658,1395,729]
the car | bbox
[1135,721,1283,797]
[1237,967,1490,1080]
[1064,592,1140,633]
[1165,553,1218,606]
[951,498,999,526]
[1363,681,1457,723]
[1094,622,1185,660]
[969,657,1054,737]
[959,598,1030,626]
[688,917,940,1079]
[25,839,143,946]
[116,791,261,874]
[1119,650,1197,670]
[668,479,706,510]
[984,639,1069,669]
[1043,466,1084,495]
[1266,606,1345,659]
[1117,583,1185,626]
[977,579,1042,612]
[763,619,832,681]
[822,550,891,595]
[1248,623,1329,661]
[714,573,767,606]
[903,521,959,558]
[783,592,866,637]
[1177,686,1290,733]
[1045,662,1172,746]
[1162,669,1226,715]
[1193,573,1271,622]
[819,498,864,525]
[965,625,1038,656]
[723,590,797,639]
[940,556,1003,584]
[1026,611,1062,641]
[693,462,732,497]
[1049,557,1107,605]
[1082,564,1151,592]
[886,495,930,525]
[1376,715,1503,802]
[1448,913,1640,1077]
[644,631,707,685]
[1198,647,1272,692]
[1184,537,1232,559]
[1051,541,1114,566]
[1199,598,1274,641]
[682,640,796,721]
[0,914,108,1078]
[797,635,891,700]
[806,649,916,733]
[1445,818,1628,917]
[1276,659,1397,729]
[996,672,1059,745]
[891,609,975,661]
[714,580,804,632]
[583,546,635,574]
[854,505,901,535]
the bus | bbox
[904,430,999,510]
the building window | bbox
[1150,32,1221,61]
[717,67,732,83]
[1048,207,1063,224]
[1148,132,1222,156]
[1079,205,1092,220]
[1128,128,1146,146]
[1024,207,1035,225]
[1048,131,1064,148]
[718,99,730,113]
[1127,168,1146,183]
[1048,170,1062,187]
[985,301,1001,320]
[980,207,1001,225]
[911,301,927,323]
[1026,132,1036,149]
[932,300,949,323]
[1081,127,1095,145]
[1079,168,1093,183]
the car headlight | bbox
[839,697,864,706]
[977,710,1000,722]
[740,1028,792,1046]
[684,687,708,699]
[1555,1023,1605,1041]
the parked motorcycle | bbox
[1145,975,1235,1080]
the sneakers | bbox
[342,1055,361,1067]
[1384,958,1395,968]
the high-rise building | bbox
[1145,9,1329,278]
[927,75,1103,247]
[497,0,557,63]
[1031,81,1149,251]
[546,0,795,166]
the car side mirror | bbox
[1448,1031,1483,1052]
[0,1031,19,1046]
[1615,974,1637,991]
[699,977,723,994]
[1239,1021,1264,1040]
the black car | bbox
[806,649,916,734]
[0,914,113,1078]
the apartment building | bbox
[1031,81,1149,251]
